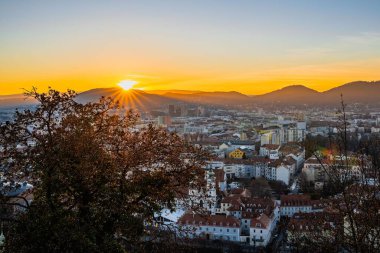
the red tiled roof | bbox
[178,214,240,227]
[288,212,343,232]
[262,144,280,150]
[250,213,271,229]
[281,194,312,206]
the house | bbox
[228,148,246,159]
[280,195,313,217]
[219,142,230,151]
[249,212,278,247]
[206,161,225,170]
[219,195,242,214]
[177,214,241,242]
[219,157,270,179]
[276,165,290,185]
[266,159,292,185]
[219,141,255,151]
[302,155,364,183]
[302,156,328,182]
[229,140,255,150]
[259,144,280,158]
[214,169,227,192]
[279,143,305,171]
[154,209,186,226]
[287,212,342,248]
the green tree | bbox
[0,88,208,253]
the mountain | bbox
[0,94,37,108]
[79,88,251,107]
[160,91,251,105]
[1,80,380,109]
[253,81,380,106]
[254,85,320,104]
[322,81,380,104]
[144,89,203,95]
[77,88,180,110]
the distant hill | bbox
[322,81,380,104]
[0,94,37,109]
[77,88,180,110]
[1,80,380,109]
[144,89,203,95]
[78,88,251,107]
[254,85,320,104]
[253,81,380,106]
[161,91,251,105]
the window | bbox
[206,228,208,231]
[260,230,262,233]
[233,229,236,233]
[199,227,202,230]
[220,229,222,232]
[227,229,229,232]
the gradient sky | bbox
[1,0,380,95]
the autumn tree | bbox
[0,88,208,253]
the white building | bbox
[259,144,280,158]
[178,214,241,242]
[280,195,313,217]
[249,212,278,247]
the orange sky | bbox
[1,1,379,95]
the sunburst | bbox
[118,80,138,90]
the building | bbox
[280,195,313,217]
[287,212,342,249]
[228,148,246,159]
[178,214,241,242]
[157,115,172,126]
[250,213,277,247]
[259,144,280,159]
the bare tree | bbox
[293,96,380,253]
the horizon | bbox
[1,79,380,97]
[1,0,380,95]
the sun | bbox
[118,80,138,90]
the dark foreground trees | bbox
[292,100,380,253]
[0,88,208,252]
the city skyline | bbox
[1,0,380,95]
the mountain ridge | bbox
[1,80,379,108]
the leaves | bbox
[1,88,208,252]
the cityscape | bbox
[1,1,380,253]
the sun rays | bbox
[109,81,151,112]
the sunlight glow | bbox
[118,80,138,90]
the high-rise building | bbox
[157,116,172,126]
[168,105,175,116]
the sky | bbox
[1,0,380,95]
